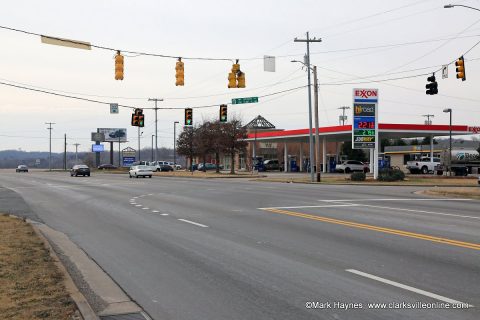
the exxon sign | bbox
[354,89,378,102]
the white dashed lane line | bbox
[178,219,208,228]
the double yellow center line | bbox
[263,208,480,251]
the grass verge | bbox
[0,215,79,319]
[420,187,480,200]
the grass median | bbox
[0,215,79,320]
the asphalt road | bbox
[0,170,478,320]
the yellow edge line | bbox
[264,208,480,251]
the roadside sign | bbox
[92,144,104,152]
[91,132,105,142]
[122,156,135,167]
[35,159,40,166]
[231,97,259,104]
[110,103,119,114]
[352,89,378,149]
[442,65,448,79]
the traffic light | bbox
[237,71,246,88]
[425,74,438,95]
[131,108,144,127]
[219,104,228,123]
[227,60,246,88]
[185,108,193,126]
[175,58,184,86]
[455,56,466,81]
[115,51,124,80]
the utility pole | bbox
[174,121,179,169]
[294,32,322,182]
[422,114,434,125]
[45,122,55,171]
[338,106,350,125]
[312,66,321,182]
[73,143,80,164]
[148,98,164,162]
[151,135,154,162]
[64,134,67,170]
[138,127,141,162]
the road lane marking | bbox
[178,219,208,228]
[259,204,359,210]
[355,203,480,220]
[152,210,159,213]
[135,205,142,207]
[142,208,149,210]
[160,213,169,216]
[346,269,473,306]
[148,193,153,196]
[320,198,472,202]
[262,208,480,251]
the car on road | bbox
[149,161,173,172]
[335,160,368,173]
[129,165,153,178]
[198,163,223,171]
[16,165,28,173]
[97,164,118,170]
[70,165,90,177]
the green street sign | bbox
[231,97,259,104]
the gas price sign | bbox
[352,89,378,149]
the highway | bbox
[0,170,478,320]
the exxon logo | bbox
[355,89,378,99]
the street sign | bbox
[110,103,119,114]
[352,89,378,149]
[122,156,135,167]
[442,65,448,79]
[231,97,259,104]
[92,144,104,152]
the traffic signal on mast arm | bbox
[185,108,193,126]
[175,58,184,86]
[115,51,124,80]
[455,56,466,81]
[219,104,228,123]
[227,60,245,88]
[425,74,438,95]
[137,109,145,127]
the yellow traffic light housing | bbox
[228,72,236,88]
[237,71,245,88]
[185,108,193,126]
[219,104,227,123]
[175,58,184,86]
[455,56,466,81]
[115,51,124,80]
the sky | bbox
[1,0,480,152]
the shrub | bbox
[378,168,405,181]
[351,172,366,181]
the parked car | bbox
[129,165,153,178]
[406,157,441,174]
[335,160,367,173]
[97,164,118,170]
[168,162,182,170]
[16,165,28,173]
[198,163,223,171]
[263,159,280,171]
[70,165,90,177]
[149,161,173,172]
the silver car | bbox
[335,160,367,173]
[129,165,153,178]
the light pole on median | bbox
[174,121,179,170]
[151,135,155,162]
[443,108,452,176]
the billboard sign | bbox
[91,132,105,142]
[352,89,378,149]
[92,144,105,152]
[98,128,127,142]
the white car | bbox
[335,160,367,173]
[168,162,182,170]
[129,165,153,178]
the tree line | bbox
[176,118,248,174]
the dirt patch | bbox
[152,171,263,178]
[420,187,480,200]
[0,215,80,319]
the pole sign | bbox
[110,103,119,114]
[352,89,378,149]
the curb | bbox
[30,221,99,320]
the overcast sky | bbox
[1,0,480,152]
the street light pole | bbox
[138,127,141,162]
[45,122,55,171]
[294,32,322,182]
[148,98,163,162]
[174,121,179,170]
[73,143,80,164]
[443,108,453,176]
[151,135,155,162]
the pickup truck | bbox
[406,157,441,174]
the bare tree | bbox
[176,126,198,170]
[221,119,248,174]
